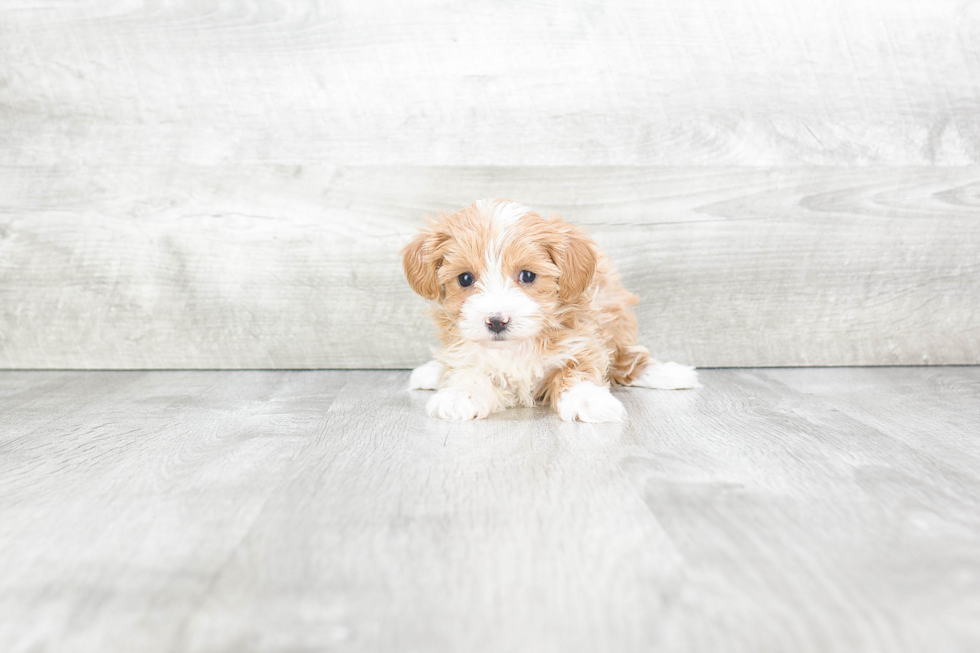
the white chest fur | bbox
[437,341,561,408]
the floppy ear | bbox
[549,220,598,303]
[401,226,446,300]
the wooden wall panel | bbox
[2,0,979,167]
[1,0,978,368]
[1,165,977,368]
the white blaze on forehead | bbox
[479,240,508,293]
[474,199,532,271]
[475,198,531,233]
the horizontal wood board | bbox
[1,0,978,368]
[2,0,979,167]
[1,165,978,368]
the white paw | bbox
[408,360,443,390]
[557,382,626,423]
[426,387,493,421]
[630,361,702,390]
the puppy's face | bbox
[402,199,597,346]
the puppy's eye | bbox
[519,270,536,284]
[458,272,475,287]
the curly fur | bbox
[402,199,699,422]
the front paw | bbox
[426,387,492,421]
[557,382,626,423]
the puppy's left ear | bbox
[549,219,598,302]
[401,225,447,300]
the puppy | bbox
[402,199,700,422]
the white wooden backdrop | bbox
[1,0,978,368]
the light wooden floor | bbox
[1,368,978,653]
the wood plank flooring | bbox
[1,368,978,652]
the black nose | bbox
[486,314,509,334]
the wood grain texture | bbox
[0,370,345,653]
[1,368,978,652]
[762,366,980,475]
[1,0,979,167]
[1,165,978,368]
[2,0,979,368]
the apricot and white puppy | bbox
[402,199,700,423]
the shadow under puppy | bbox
[402,199,700,422]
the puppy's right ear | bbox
[401,226,446,300]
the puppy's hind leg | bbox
[408,360,443,390]
[608,342,701,390]
[596,281,701,390]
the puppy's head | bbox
[402,199,597,345]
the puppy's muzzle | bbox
[485,313,510,334]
